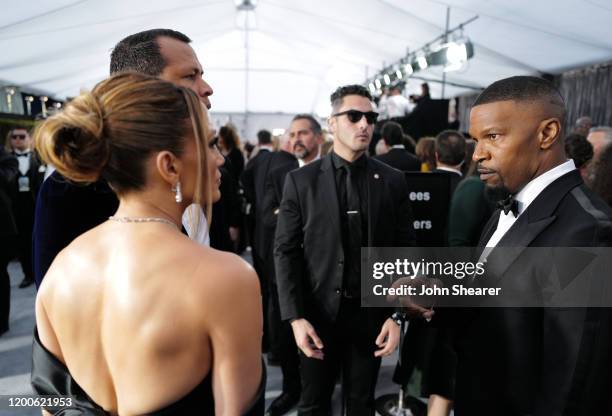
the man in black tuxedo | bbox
[448,76,612,415]
[275,85,416,415]
[241,129,275,268]
[33,29,219,287]
[263,114,322,416]
[432,130,465,196]
[7,127,45,288]
[374,121,420,172]
[241,129,275,350]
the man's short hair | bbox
[575,116,592,128]
[381,121,404,146]
[435,130,466,166]
[473,76,566,124]
[257,129,272,145]
[564,133,593,169]
[292,114,322,136]
[110,29,192,76]
[330,84,372,110]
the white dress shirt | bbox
[14,150,31,176]
[386,94,412,118]
[182,204,210,246]
[484,159,576,250]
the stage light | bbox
[416,56,428,70]
[24,96,34,116]
[404,63,413,75]
[446,40,473,65]
[234,0,257,10]
[368,82,376,93]
[383,73,391,85]
[396,69,403,79]
[374,79,382,89]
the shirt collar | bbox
[331,151,367,171]
[298,148,321,168]
[391,144,405,150]
[514,159,576,216]
[437,166,463,176]
[258,145,274,152]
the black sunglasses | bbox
[332,110,379,125]
[10,134,27,140]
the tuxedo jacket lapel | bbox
[366,159,382,244]
[319,155,342,238]
[483,170,583,283]
[484,215,556,283]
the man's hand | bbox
[291,318,324,360]
[374,318,400,357]
[389,277,436,321]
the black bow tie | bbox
[15,152,30,158]
[498,195,519,216]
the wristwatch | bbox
[391,311,406,326]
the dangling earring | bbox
[173,181,182,203]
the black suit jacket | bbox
[261,151,298,260]
[209,167,239,252]
[11,151,45,202]
[432,168,462,196]
[33,171,119,287]
[375,148,421,172]
[0,149,18,243]
[452,170,612,415]
[241,149,274,258]
[274,154,416,324]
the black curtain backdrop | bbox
[456,93,479,136]
[454,60,612,135]
[558,61,612,132]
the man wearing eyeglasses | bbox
[274,84,416,414]
[7,127,45,289]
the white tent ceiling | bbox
[1,0,611,116]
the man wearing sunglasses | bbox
[275,84,416,414]
[6,127,45,289]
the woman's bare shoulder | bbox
[185,247,261,314]
[191,247,258,289]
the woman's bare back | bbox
[36,221,262,415]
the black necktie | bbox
[498,195,519,216]
[343,165,362,249]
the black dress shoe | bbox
[265,392,299,416]
[18,278,34,288]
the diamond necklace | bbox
[108,216,178,229]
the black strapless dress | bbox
[31,329,265,415]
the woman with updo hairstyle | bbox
[32,72,264,415]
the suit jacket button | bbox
[335,289,341,294]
